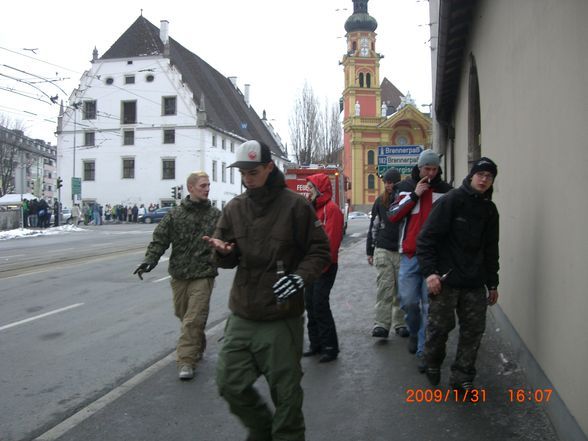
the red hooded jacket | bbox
[307,173,344,268]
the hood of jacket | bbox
[307,173,333,209]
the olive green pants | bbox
[170,277,214,367]
[217,314,305,441]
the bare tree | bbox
[288,83,343,166]
[288,82,322,165]
[318,100,343,165]
[0,114,26,196]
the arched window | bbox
[468,54,481,164]
[366,73,371,88]
[367,150,375,164]
[358,72,364,88]
[368,174,375,189]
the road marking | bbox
[153,275,171,283]
[89,242,114,247]
[1,254,25,258]
[0,303,84,332]
[33,319,227,441]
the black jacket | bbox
[416,178,499,289]
[366,191,401,255]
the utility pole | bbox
[72,102,80,205]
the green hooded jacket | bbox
[144,197,221,280]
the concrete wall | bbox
[442,0,587,437]
[0,210,20,230]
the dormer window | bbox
[127,60,133,65]
[125,75,135,85]
[105,77,114,85]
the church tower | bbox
[341,0,384,209]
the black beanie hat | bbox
[383,168,401,184]
[468,157,498,179]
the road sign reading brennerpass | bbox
[377,145,423,176]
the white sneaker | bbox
[178,365,194,380]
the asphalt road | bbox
[0,219,371,441]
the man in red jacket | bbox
[302,173,344,363]
[388,150,452,373]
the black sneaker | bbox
[302,347,320,357]
[407,335,418,354]
[452,381,474,393]
[372,326,389,338]
[426,368,441,386]
[395,326,409,338]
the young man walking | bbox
[204,140,330,441]
[417,157,500,392]
[366,168,409,339]
[388,150,452,373]
[134,171,220,380]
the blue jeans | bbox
[398,254,429,354]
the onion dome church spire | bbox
[344,0,378,33]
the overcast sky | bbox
[0,0,433,146]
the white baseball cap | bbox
[228,140,272,170]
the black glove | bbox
[133,262,157,280]
[272,274,304,303]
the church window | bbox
[366,73,371,88]
[367,150,375,165]
[368,174,375,190]
[359,73,364,88]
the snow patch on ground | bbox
[0,225,89,241]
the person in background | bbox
[204,140,330,441]
[388,149,452,374]
[302,173,344,363]
[134,171,220,381]
[366,168,409,339]
[71,204,81,226]
[53,199,60,227]
[417,157,500,392]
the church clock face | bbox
[359,37,369,57]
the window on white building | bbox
[122,101,137,124]
[83,160,95,181]
[222,162,226,183]
[212,160,217,182]
[230,141,235,153]
[84,131,95,146]
[123,130,134,145]
[122,158,135,179]
[162,96,177,115]
[125,75,135,84]
[222,138,226,150]
[212,135,217,147]
[230,167,234,184]
[163,129,175,144]
[162,159,175,180]
[83,100,97,120]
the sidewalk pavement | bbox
[37,240,559,441]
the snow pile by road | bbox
[0,225,88,241]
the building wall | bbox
[57,56,243,208]
[445,0,588,436]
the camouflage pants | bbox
[373,248,405,331]
[424,285,487,383]
[170,277,214,367]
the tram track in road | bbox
[0,245,146,279]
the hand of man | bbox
[426,274,442,295]
[414,176,431,196]
[487,289,499,305]
[273,274,305,303]
[202,236,235,255]
[133,262,157,280]
[367,256,373,266]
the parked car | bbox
[50,207,72,225]
[138,207,172,224]
[348,211,369,220]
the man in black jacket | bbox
[366,168,408,339]
[416,157,500,392]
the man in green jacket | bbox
[134,171,220,380]
[204,140,331,441]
